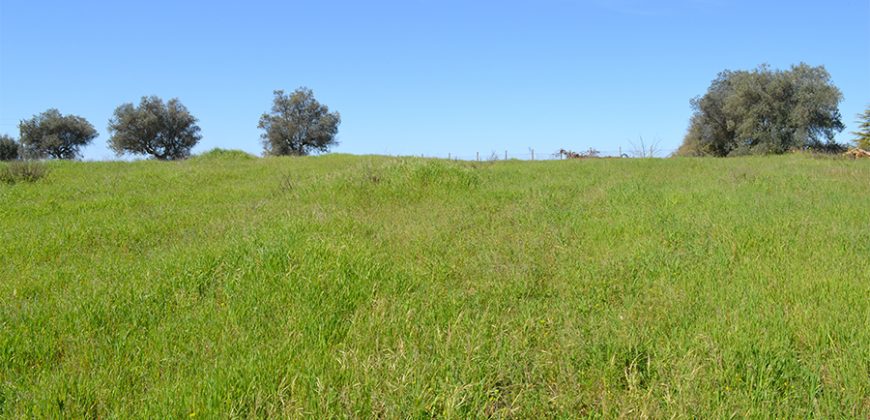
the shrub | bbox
[0,161,48,184]
[193,148,257,160]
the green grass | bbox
[1,154,868,417]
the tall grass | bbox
[0,155,867,417]
[0,160,48,184]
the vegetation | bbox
[108,96,202,160]
[678,64,845,157]
[0,134,20,161]
[192,148,257,160]
[259,88,341,156]
[0,160,48,184]
[853,105,870,149]
[558,148,600,159]
[1,155,867,417]
[18,109,98,159]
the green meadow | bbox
[1,153,868,417]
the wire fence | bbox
[392,147,679,161]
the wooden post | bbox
[619,146,622,157]
[531,149,535,161]
[476,152,480,161]
[504,150,508,160]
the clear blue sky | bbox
[1,0,868,159]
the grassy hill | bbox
[1,154,868,417]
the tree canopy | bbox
[258,88,341,156]
[853,105,870,150]
[0,135,20,161]
[677,63,845,156]
[19,109,98,159]
[108,96,202,160]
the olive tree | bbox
[19,109,98,159]
[678,63,845,156]
[0,135,20,161]
[108,96,202,160]
[258,88,341,156]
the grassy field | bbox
[1,153,868,417]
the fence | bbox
[396,147,679,161]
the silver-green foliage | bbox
[19,109,98,159]
[258,88,341,156]
[679,63,845,156]
[108,96,202,160]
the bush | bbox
[192,148,257,160]
[1,161,49,184]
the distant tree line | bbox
[1,73,866,162]
[0,87,341,161]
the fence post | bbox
[448,153,451,160]
[531,149,535,161]
[476,152,480,161]
[619,146,622,157]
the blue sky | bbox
[1,0,868,159]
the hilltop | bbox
[1,154,868,417]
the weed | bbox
[0,160,48,184]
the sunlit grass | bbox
[1,154,868,417]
